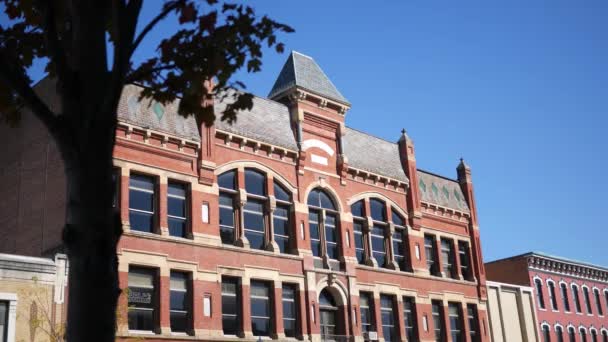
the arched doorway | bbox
[319,289,339,340]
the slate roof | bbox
[214,94,298,150]
[417,170,470,212]
[342,127,408,183]
[268,51,350,105]
[118,84,200,141]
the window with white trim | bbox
[548,281,558,311]
[593,288,603,316]
[572,285,582,313]
[128,267,157,332]
[591,329,598,342]
[535,278,545,309]
[583,287,593,314]
[0,301,8,342]
[580,328,588,342]
[425,235,439,276]
[458,241,472,280]
[221,277,240,336]
[569,327,576,342]
[243,169,267,250]
[448,303,463,342]
[282,284,298,338]
[432,300,445,342]
[370,199,387,267]
[403,297,418,341]
[380,295,396,342]
[601,330,607,342]
[218,170,237,244]
[441,239,456,279]
[542,324,551,342]
[392,210,409,271]
[274,183,293,253]
[561,283,570,312]
[360,292,374,335]
[352,201,366,264]
[467,304,480,342]
[556,325,564,342]
[129,174,156,233]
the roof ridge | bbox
[292,50,314,59]
[417,168,459,183]
[345,125,398,146]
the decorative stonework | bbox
[527,254,608,283]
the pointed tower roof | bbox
[268,51,350,105]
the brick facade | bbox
[1,52,490,342]
[486,253,608,342]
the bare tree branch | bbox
[40,1,69,81]
[129,0,183,59]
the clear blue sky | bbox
[19,2,608,266]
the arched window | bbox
[591,329,598,342]
[572,285,582,313]
[581,327,588,342]
[350,198,411,271]
[218,169,294,253]
[593,288,603,316]
[583,286,593,314]
[568,327,576,342]
[602,330,608,342]
[555,325,564,342]
[547,281,558,311]
[560,283,570,312]
[535,278,546,309]
[319,289,338,340]
[542,324,551,342]
[308,189,339,259]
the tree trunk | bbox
[62,130,121,342]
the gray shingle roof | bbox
[214,95,298,150]
[417,170,470,213]
[268,51,350,105]
[117,85,200,141]
[342,127,408,183]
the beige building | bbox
[0,253,67,342]
[486,280,540,342]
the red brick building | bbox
[486,252,608,342]
[1,51,490,342]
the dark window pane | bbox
[326,244,338,259]
[274,216,289,236]
[170,291,186,311]
[309,222,320,239]
[219,193,234,207]
[130,174,154,190]
[168,218,186,237]
[274,182,291,202]
[128,268,156,331]
[274,206,289,218]
[276,236,290,254]
[220,226,234,244]
[351,200,364,217]
[129,211,153,233]
[370,199,386,221]
[247,231,265,250]
[170,311,188,332]
[325,226,337,242]
[130,190,154,212]
[307,189,336,209]
[251,298,270,317]
[251,317,270,336]
[219,207,234,227]
[392,210,404,226]
[312,241,321,257]
[222,278,240,335]
[319,191,335,210]
[128,309,154,331]
[307,189,320,206]
[168,182,186,197]
[245,169,266,196]
[168,197,185,217]
[222,316,238,335]
[218,171,236,190]
[244,212,264,231]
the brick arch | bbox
[346,191,408,219]
[302,180,344,213]
[214,160,298,193]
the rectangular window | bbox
[458,241,471,280]
[325,214,339,259]
[282,284,298,338]
[129,174,156,233]
[380,295,396,342]
[432,300,445,342]
[393,229,406,271]
[561,283,570,312]
[244,200,265,250]
[219,194,235,244]
[467,304,479,342]
[425,235,438,276]
[168,181,188,238]
[222,277,240,335]
[128,267,157,331]
[112,168,120,209]
[273,204,291,254]
[170,271,190,333]
[535,279,545,309]
[441,239,455,278]
[448,303,463,342]
[0,301,8,342]
[371,225,386,267]
[309,211,321,257]
[572,286,582,313]
[251,281,271,337]
[360,292,374,334]
[353,220,365,264]
[403,297,418,342]
[583,287,593,314]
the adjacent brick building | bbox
[486,252,608,342]
[1,51,490,341]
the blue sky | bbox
[17,2,608,265]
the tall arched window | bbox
[593,288,603,316]
[547,281,558,311]
[351,201,366,264]
[591,329,598,342]
[583,286,593,315]
[218,168,294,253]
[308,189,339,259]
[369,198,388,267]
[602,330,608,342]
[581,328,588,342]
[392,209,408,271]
[569,327,576,342]
[561,283,570,312]
[535,278,545,309]
[541,324,551,342]
[555,326,564,342]
[572,285,582,313]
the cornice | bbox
[527,254,608,283]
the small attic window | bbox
[442,186,449,200]
[419,180,427,192]
[431,183,438,197]
[153,102,164,120]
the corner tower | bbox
[269,52,351,183]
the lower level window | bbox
[448,303,463,342]
[403,297,418,341]
[542,325,551,342]
[282,284,298,338]
[0,301,8,342]
[432,300,445,342]
[467,304,479,342]
[128,267,157,331]
[380,295,396,342]
[251,281,271,337]
[170,271,190,333]
[360,292,374,334]
[222,277,240,335]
